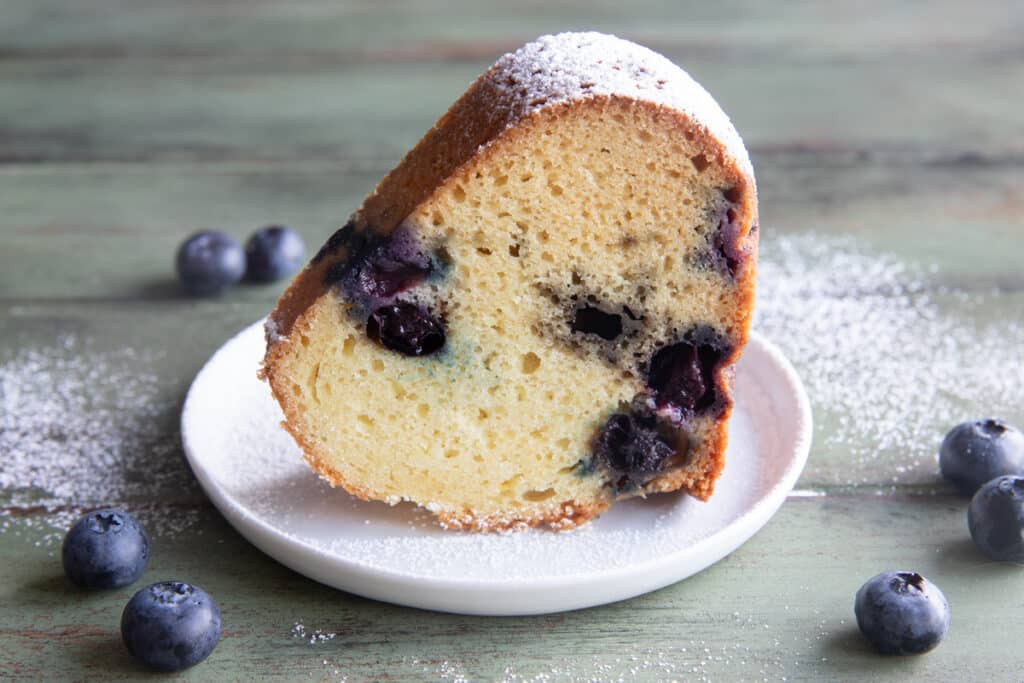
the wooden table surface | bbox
[2,1,1023,680]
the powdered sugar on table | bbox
[0,335,202,543]
[756,233,1024,489]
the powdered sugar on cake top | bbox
[482,32,754,179]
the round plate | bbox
[181,321,811,616]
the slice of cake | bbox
[261,32,758,531]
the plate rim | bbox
[181,322,812,614]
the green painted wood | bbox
[0,165,378,301]
[2,497,1022,681]
[1,0,1022,166]
[0,161,1021,300]
[2,1,1024,680]
[2,54,1021,164]
[3,0,1020,60]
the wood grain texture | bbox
[2,57,1022,164]
[0,1,1022,164]
[2,0,1023,680]
[1,161,1021,299]
[3,0,1020,55]
[1,497,1022,681]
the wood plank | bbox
[2,58,1021,164]
[0,161,1021,300]
[0,165,378,301]
[1,495,1020,681]
[2,0,1020,61]
[3,2,1021,680]
[1,0,1023,165]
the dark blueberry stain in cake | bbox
[569,457,597,478]
[319,222,451,356]
[697,186,750,280]
[592,409,679,491]
[366,302,445,356]
[646,326,731,418]
[713,219,745,279]
[571,305,624,341]
[324,223,435,312]
[429,244,454,279]
[722,185,743,203]
[545,273,649,359]
[312,219,356,265]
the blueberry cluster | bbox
[583,326,730,493]
[854,417,1024,656]
[322,222,447,357]
[176,225,305,296]
[61,509,221,672]
[940,418,1024,561]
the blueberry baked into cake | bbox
[261,32,758,531]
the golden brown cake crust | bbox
[261,33,758,531]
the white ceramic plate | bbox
[181,321,811,616]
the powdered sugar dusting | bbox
[180,317,806,606]
[0,334,202,540]
[755,232,1024,488]
[483,32,753,179]
[291,622,337,645]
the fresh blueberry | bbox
[121,581,221,672]
[245,225,306,282]
[968,475,1024,561]
[62,509,149,590]
[175,231,245,296]
[854,571,950,655]
[592,410,677,491]
[939,419,1024,495]
[367,302,445,356]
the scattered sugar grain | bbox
[0,334,202,538]
[291,622,337,646]
[756,232,1024,487]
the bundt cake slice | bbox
[261,32,758,531]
